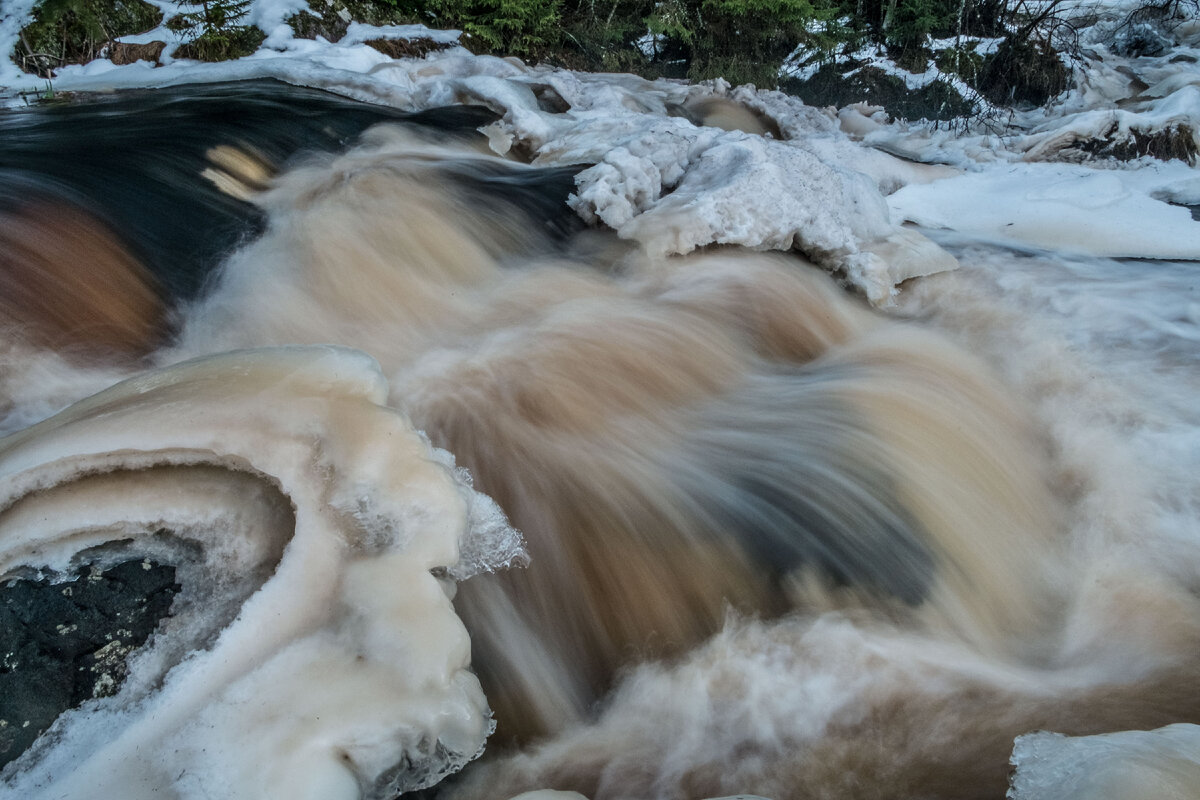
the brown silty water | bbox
[3,84,1200,798]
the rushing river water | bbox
[1,79,1199,800]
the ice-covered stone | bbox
[1010,724,1200,800]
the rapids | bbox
[0,78,1198,799]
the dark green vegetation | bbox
[14,0,162,77]
[6,0,1197,131]
[10,0,1078,109]
[294,0,1085,112]
[169,0,266,62]
[6,0,1090,116]
[0,559,180,769]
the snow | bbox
[1018,85,1200,162]
[341,21,463,46]
[779,42,824,82]
[0,0,40,84]
[889,160,1200,259]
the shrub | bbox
[170,0,266,61]
[368,0,564,59]
[975,35,1067,106]
[688,0,841,83]
[14,0,162,76]
[173,26,266,60]
[450,0,564,58]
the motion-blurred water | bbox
[2,81,1198,800]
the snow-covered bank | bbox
[5,0,1198,275]
[1,34,966,302]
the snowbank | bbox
[889,160,1200,259]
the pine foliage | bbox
[170,0,265,61]
[15,0,161,76]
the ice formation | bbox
[1010,724,1200,800]
[0,346,521,799]
[888,160,1200,259]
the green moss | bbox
[14,0,162,77]
[173,26,266,61]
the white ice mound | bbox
[518,80,952,304]
[1009,724,1200,800]
[390,61,960,302]
[888,161,1200,260]
[567,123,893,261]
[0,346,521,800]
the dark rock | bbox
[781,62,973,122]
[1079,123,1199,165]
[363,38,458,60]
[106,40,167,65]
[0,560,179,769]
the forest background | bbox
[9,0,1199,122]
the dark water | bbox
[0,80,499,301]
